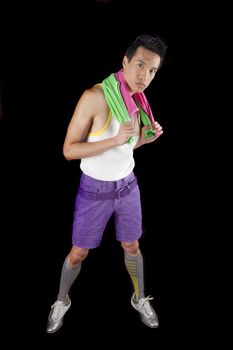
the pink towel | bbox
[115,69,155,123]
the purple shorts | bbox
[72,172,142,248]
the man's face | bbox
[122,46,161,94]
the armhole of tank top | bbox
[88,83,112,136]
[89,111,112,136]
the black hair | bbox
[125,34,168,68]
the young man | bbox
[47,34,167,333]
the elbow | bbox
[63,140,83,160]
[63,146,73,161]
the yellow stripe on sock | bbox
[125,259,139,301]
[131,276,139,301]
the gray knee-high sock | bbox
[124,251,145,302]
[57,258,81,302]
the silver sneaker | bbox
[46,295,71,334]
[131,293,159,328]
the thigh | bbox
[114,186,142,242]
[72,175,114,248]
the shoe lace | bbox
[50,301,64,320]
[138,296,154,316]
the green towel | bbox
[102,73,155,144]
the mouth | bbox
[136,82,146,89]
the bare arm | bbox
[63,88,136,160]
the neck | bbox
[118,69,134,96]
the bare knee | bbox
[68,246,89,266]
[121,240,140,255]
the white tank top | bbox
[80,112,140,181]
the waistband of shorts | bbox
[78,177,138,200]
[80,172,135,186]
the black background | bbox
[0,0,211,347]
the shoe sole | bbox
[142,319,159,328]
[46,320,64,334]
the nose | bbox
[139,69,149,82]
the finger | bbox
[155,130,163,138]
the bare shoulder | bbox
[83,84,107,110]
[79,84,109,118]
[71,84,104,116]
[66,83,109,138]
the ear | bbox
[122,56,128,67]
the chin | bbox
[135,83,146,92]
[136,87,145,93]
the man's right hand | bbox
[114,122,137,146]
